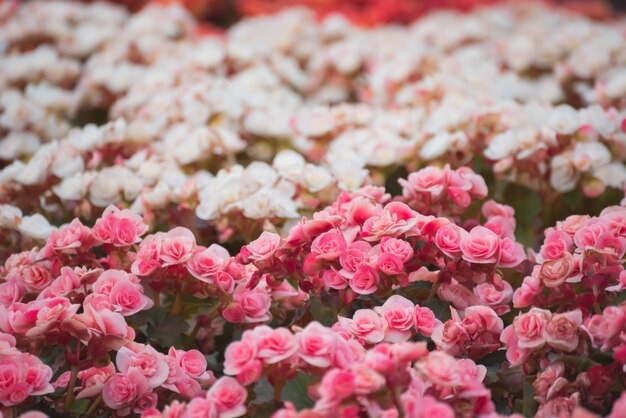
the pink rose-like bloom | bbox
[339,241,371,274]
[224,332,258,375]
[400,166,446,198]
[0,278,25,306]
[169,348,212,382]
[500,326,531,366]
[257,327,298,364]
[482,200,515,219]
[375,295,415,343]
[311,229,347,261]
[116,344,169,389]
[348,265,380,295]
[380,237,414,263]
[108,279,153,316]
[460,226,500,264]
[573,218,610,250]
[497,238,526,268]
[415,351,461,387]
[186,244,230,283]
[410,395,455,418]
[157,227,196,266]
[103,368,149,411]
[376,252,404,276]
[540,252,574,288]
[233,288,271,323]
[512,275,542,308]
[20,264,53,294]
[414,305,437,337]
[322,268,348,290]
[361,202,417,240]
[435,223,467,258]
[338,309,387,344]
[241,232,281,263]
[77,364,116,399]
[296,321,336,368]
[186,397,218,418]
[474,278,513,314]
[48,218,92,252]
[92,205,148,247]
[133,391,158,414]
[207,377,247,418]
[608,391,626,418]
[544,310,583,352]
[352,364,385,395]
[513,308,552,349]
[540,229,573,261]
[316,369,356,409]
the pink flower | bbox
[186,397,218,418]
[540,253,574,288]
[102,368,149,412]
[19,264,53,293]
[608,392,626,418]
[207,377,247,418]
[500,326,531,366]
[376,252,404,275]
[540,229,573,261]
[348,265,380,295]
[169,348,213,382]
[224,332,258,375]
[311,229,347,261]
[497,238,525,268]
[473,278,513,314]
[544,310,583,352]
[482,200,515,218]
[257,327,298,364]
[241,232,281,263]
[400,167,446,198]
[233,288,271,323]
[0,278,25,306]
[361,202,418,240]
[415,351,461,387]
[352,364,385,395]
[116,344,169,389]
[512,275,542,308]
[108,278,153,316]
[186,244,230,283]
[48,219,93,253]
[379,237,414,263]
[573,219,610,250]
[157,227,196,266]
[316,369,355,409]
[77,364,116,399]
[408,395,455,418]
[414,305,437,337]
[513,308,552,349]
[339,241,371,273]
[322,268,348,290]
[133,391,158,414]
[297,322,336,368]
[375,295,415,343]
[338,309,387,344]
[92,205,148,247]
[460,226,500,264]
[435,223,466,258]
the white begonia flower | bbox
[420,132,454,160]
[137,160,164,185]
[123,174,145,201]
[89,167,130,207]
[273,150,306,181]
[270,191,300,219]
[54,172,95,201]
[301,164,332,192]
[582,105,618,138]
[19,214,54,241]
[0,204,22,229]
[484,131,520,161]
[546,104,580,135]
[239,189,275,219]
[51,146,84,179]
[243,162,279,193]
[295,107,335,137]
[572,142,611,172]
[594,163,626,189]
[141,181,171,209]
[550,154,579,193]
[243,109,292,138]
[603,69,626,99]
[0,132,40,160]
[14,159,48,186]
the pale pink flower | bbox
[207,377,247,418]
[544,310,583,352]
[375,295,415,343]
[338,309,387,344]
[460,226,500,264]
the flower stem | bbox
[171,291,184,316]
[86,393,103,417]
[64,366,79,411]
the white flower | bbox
[484,131,520,161]
[420,132,454,160]
[550,154,579,192]
[572,142,611,172]
[273,150,305,181]
[89,167,127,207]
[582,105,618,138]
[19,214,54,240]
[51,146,84,179]
[54,172,95,201]
[301,164,332,192]
[546,104,580,135]
[594,163,626,189]
[0,204,22,229]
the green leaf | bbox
[522,380,537,417]
[310,294,337,326]
[144,307,190,348]
[421,299,452,322]
[281,372,315,410]
[67,399,90,414]
[252,378,275,405]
